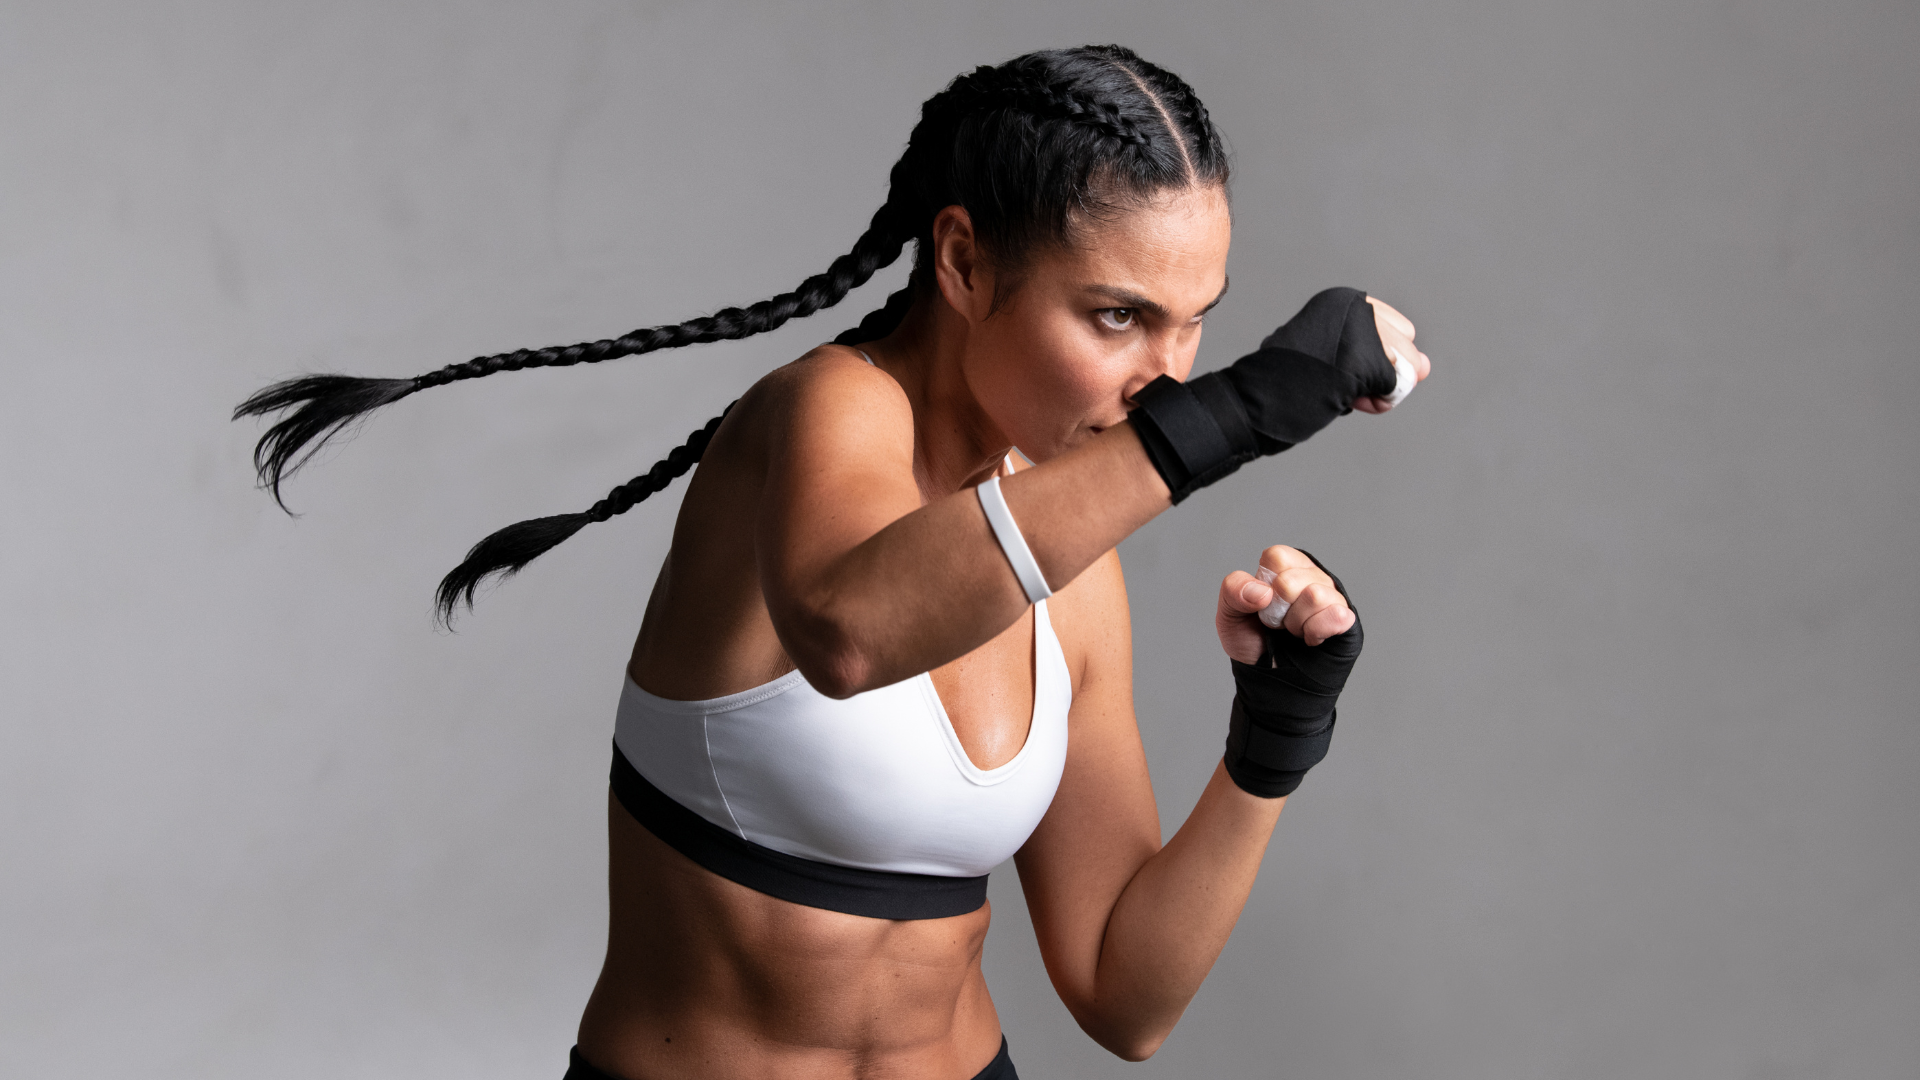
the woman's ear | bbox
[930,205,994,324]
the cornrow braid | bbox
[235,200,912,509]
[434,407,732,625]
[1100,47,1225,179]
[1176,81,1217,161]
[960,73,1154,148]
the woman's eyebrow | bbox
[1200,277,1230,315]
[1085,284,1168,319]
[1086,278,1230,320]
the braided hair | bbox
[234,44,1229,624]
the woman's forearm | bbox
[778,423,1171,696]
[1078,762,1285,1060]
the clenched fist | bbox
[1217,545,1356,658]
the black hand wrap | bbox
[1129,287,1399,503]
[1223,553,1363,799]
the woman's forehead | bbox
[1053,187,1232,306]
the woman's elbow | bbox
[1096,1029,1167,1063]
[796,651,870,700]
[1071,1005,1170,1062]
[1105,1037,1159,1060]
[773,606,873,699]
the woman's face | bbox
[960,184,1233,463]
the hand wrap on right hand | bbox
[1223,553,1364,799]
[1129,287,1398,503]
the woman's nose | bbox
[1146,334,1193,383]
[1122,346,1192,407]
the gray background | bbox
[2,1,1914,1077]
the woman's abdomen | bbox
[575,797,1004,1080]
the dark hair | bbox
[234,44,1228,624]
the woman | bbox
[238,45,1426,1080]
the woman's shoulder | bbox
[756,342,905,405]
[724,343,915,460]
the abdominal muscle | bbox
[574,797,1005,1080]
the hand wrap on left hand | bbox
[1129,288,1399,504]
[1223,552,1364,798]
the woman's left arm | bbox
[1015,546,1351,1061]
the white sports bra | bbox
[617,596,1070,879]
[609,434,1073,919]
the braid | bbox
[413,211,907,388]
[940,65,1152,148]
[1021,82,1153,147]
[434,407,732,626]
[431,275,913,626]
[235,200,911,509]
[1181,86,1216,160]
[833,284,918,347]
[1096,47,1224,177]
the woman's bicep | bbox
[750,357,924,679]
[756,355,922,586]
[752,352,1040,696]
[1014,552,1162,1011]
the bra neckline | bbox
[918,601,1048,781]
[625,599,1059,779]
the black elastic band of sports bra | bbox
[609,742,990,921]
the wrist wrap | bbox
[1129,287,1399,503]
[1223,552,1364,799]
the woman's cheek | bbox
[995,368,1092,459]
[982,313,1123,449]
[1028,337,1111,406]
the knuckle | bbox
[1262,545,1304,572]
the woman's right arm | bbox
[757,291,1424,698]
[754,351,1171,698]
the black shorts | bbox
[565,1037,1018,1080]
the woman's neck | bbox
[865,296,1012,500]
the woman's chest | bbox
[929,605,1039,771]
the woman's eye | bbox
[1097,308,1136,331]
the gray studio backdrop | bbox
[3,1,1914,1077]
